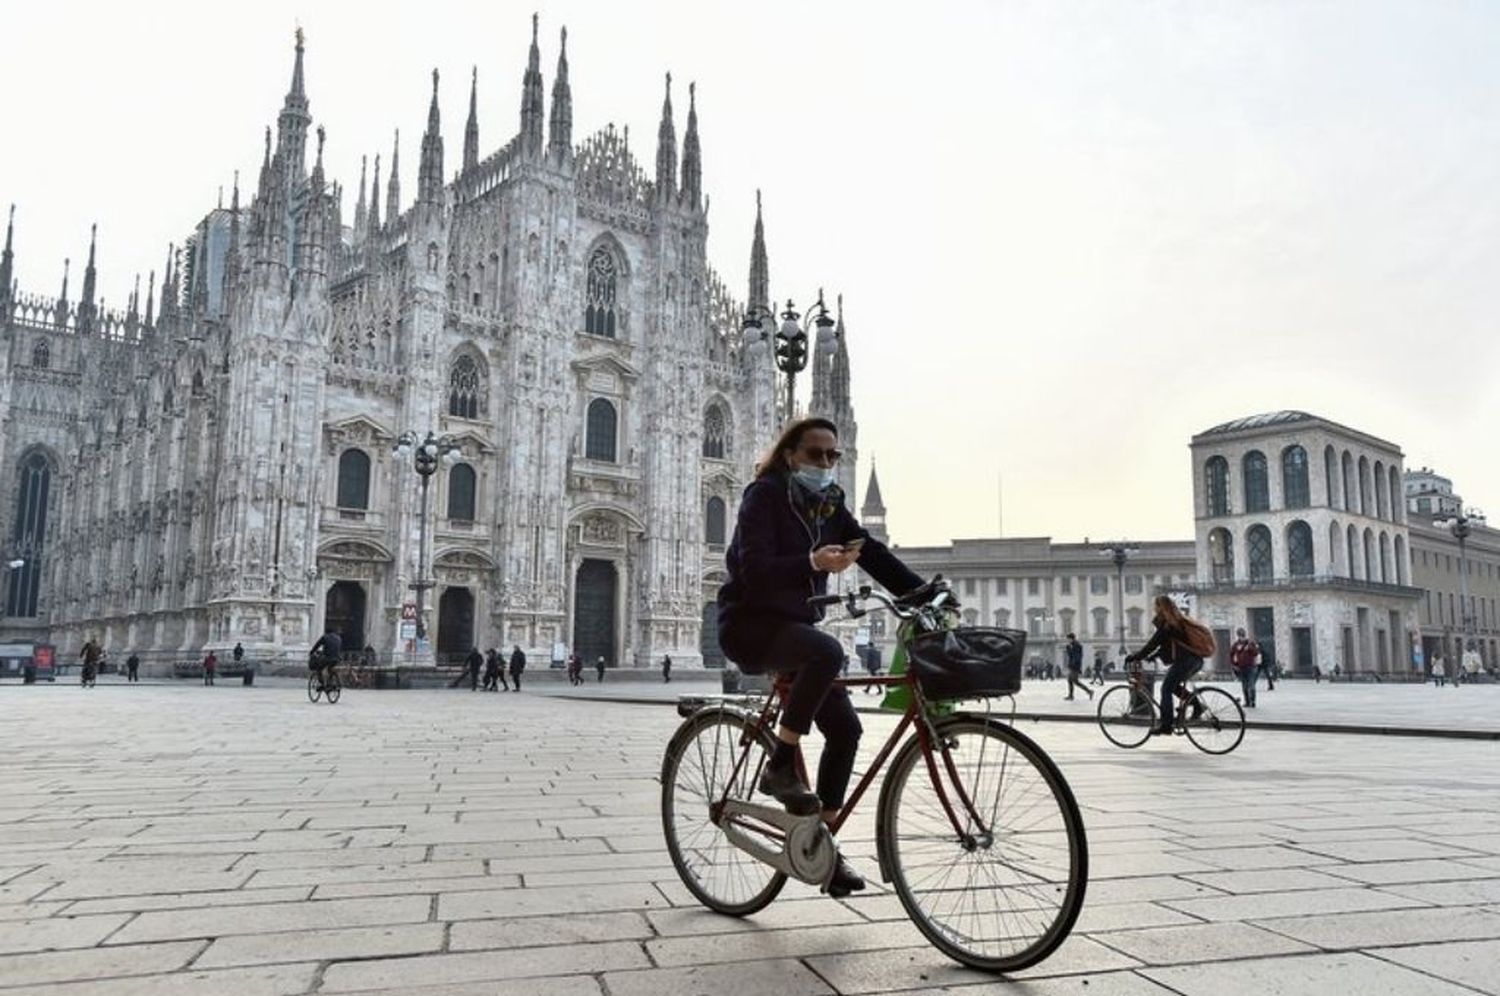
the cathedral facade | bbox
[0,20,859,671]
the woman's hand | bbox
[812,544,861,573]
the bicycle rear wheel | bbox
[661,708,787,916]
[325,672,342,704]
[1182,687,1243,754]
[877,716,1087,973]
[307,673,322,703]
[1096,684,1155,748]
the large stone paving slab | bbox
[1,682,1499,994]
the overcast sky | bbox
[3,1,1496,547]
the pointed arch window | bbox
[1243,451,1269,513]
[447,463,476,522]
[586,398,618,462]
[705,496,726,546]
[1247,524,1274,583]
[30,341,49,369]
[703,403,728,459]
[336,448,371,510]
[1204,456,1230,516]
[1287,520,1314,578]
[1282,445,1310,509]
[5,452,51,617]
[448,353,484,419]
[585,247,618,338]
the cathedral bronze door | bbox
[700,602,725,669]
[437,587,475,664]
[573,559,616,668]
[324,581,366,655]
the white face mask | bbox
[792,465,836,492]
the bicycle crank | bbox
[719,799,837,889]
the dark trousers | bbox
[1258,663,1275,690]
[753,622,863,811]
[1237,668,1256,707]
[470,668,480,690]
[1158,658,1202,727]
[510,670,522,691]
[1065,668,1090,699]
[127,665,138,682]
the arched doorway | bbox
[700,602,725,668]
[437,587,475,663]
[573,559,617,668]
[323,581,367,655]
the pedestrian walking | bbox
[80,637,102,688]
[1313,663,1323,683]
[126,652,140,682]
[1091,651,1105,686]
[509,645,526,692]
[1063,634,1092,701]
[661,654,672,683]
[566,652,582,686]
[596,655,607,683]
[1462,646,1482,685]
[1257,643,1276,691]
[233,641,254,686]
[1432,655,1447,687]
[482,648,500,691]
[202,650,217,686]
[1230,627,1259,708]
[466,647,483,691]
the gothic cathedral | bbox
[0,19,859,670]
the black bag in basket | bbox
[908,627,1026,700]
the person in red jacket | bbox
[1229,628,1260,708]
[202,650,217,686]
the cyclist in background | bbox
[1124,595,1217,736]
[309,626,343,693]
[717,417,925,898]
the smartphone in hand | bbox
[843,538,866,552]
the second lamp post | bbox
[393,430,463,645]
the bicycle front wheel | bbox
[661,708,787,916]
[1183,686,1244,754]
[877,716,1087,973]
[307,673,322,703]
[1097,684,1155,748]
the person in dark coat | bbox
[717,417,924,899]
[595,655,606,682]
[126,652,140,682]
[202,650,217,686]
[309,627,342,693]
[482,648,501,691]
[509,645,526,691]
[661,654,672,683]
[1063,633,1092,701]
[465,647,484,691]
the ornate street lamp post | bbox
[1437,508,1483,660]
[1097,542,1139,658]
[743,291,833,419]
[393,431,463,646]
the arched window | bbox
[705,496,726,546]
[1059,608,1075,635]
[1394,535,1407,585]
[1282,445,1310,509]
[1389,466,1403,524]
[1286,520,1314,578]
[1329,520,1343,576]
[1341,451,1354,512]
[1204,456,1230,516]
[1208,528,1234,584]
[703,403,728,460]
[585,398,617,462]
[1358,456,1371,515]
[1373,460,1387,519]
[5,452,51,617]
[191,370,205,396]
[336,448,371,510]
[1243,451,1269,513]
[994,608,1011,628]
[1127,607,1144,636]
[585,247,619,338]
[1091,607,1109,638]
[30,341,49,369]
[1247,524,1274,583]
[1363,528,1375,583]
[1347,524,1360,579]
[1324,446,1338,508]
[448,353,484,419]
[447,463,476,521]
[162,389,174,413]
[1379,531,1391,583]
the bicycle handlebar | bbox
[806,575,957,623]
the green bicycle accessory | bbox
[879,619,954,716]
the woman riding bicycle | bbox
[1124,595,1217,736]
[716,417,924,898]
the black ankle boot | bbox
[758,763,822,816]
[826,852,866,898]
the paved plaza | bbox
[3,681,1500,995]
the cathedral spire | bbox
[749,190,769,310]
[297,126,329,283]
[77,224,98,333]
[831,292,852,413]
[861,460,886,519]
[680,81,702,209]
[143,268,155,331]
[418,69,445,208]
[55,257,70,324]
[353,154,367,235]
[0,205,15,311]
[519,13,546,157]
[367,153,381,234]
[463,67,480,173]
[547,27,572,166]
[223,171,241,308]
[276,27,312,184]
[385,129,401,222]
[655,72,677,201]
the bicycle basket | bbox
[908,626,1026,700]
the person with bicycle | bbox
[1123,595,1216,736]
[717,417,924,898]
[309,625,343,692]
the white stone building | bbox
[0,22,860,671]
[1188,411,1420,676]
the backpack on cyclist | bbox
[907,626,1027,701]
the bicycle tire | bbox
[661,708,787,916]
[876,716,1088,974]
[325,672,342,704]
[1096,684,1155,748]
[1182,686,1244,754]
[307,673,322,703]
